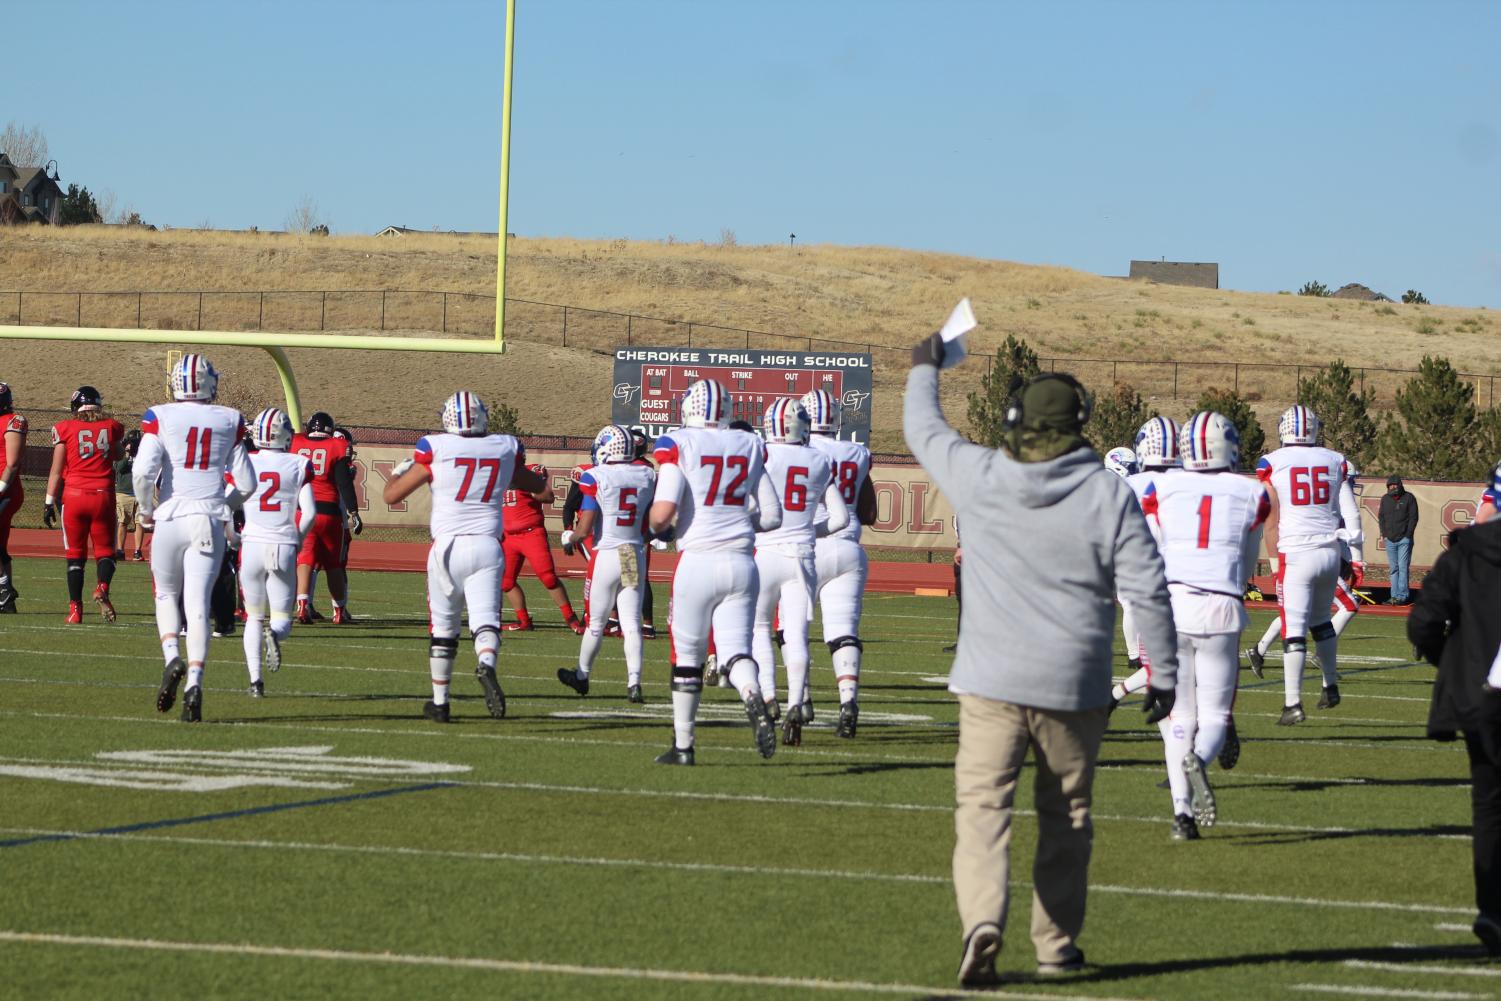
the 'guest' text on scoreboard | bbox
[612,348,874,444]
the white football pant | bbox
[581,544,644,687]
[427,535,503,637]
[752,545,816,710]
[814,537,867,703]
[1159,631,1240,818]
[151,515,225,673]
[1276,547,1340,706]
[1113,599,1152,701]
[667,550,758,751]
[240,541,298,683]
[1254,573,1358,657]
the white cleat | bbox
[1182,752,1217,828]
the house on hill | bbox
[1331,283,1392,302]
[0,154,63,225]
[1128,260,1219,289]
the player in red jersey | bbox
[43,386,126,623]
[0,381,28,614]
[502,455,583,633]
[290,411,361,624]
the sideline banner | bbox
[348,445,1482,565]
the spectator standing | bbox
[1408,517,1501,954]
[1380,475,1419,604]
[943,515,961,654]
[904,333,1178,987]
[115,428,144,560]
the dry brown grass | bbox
[2,226,1496,450]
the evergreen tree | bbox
[1192,387,1266,467]
[966,334,1040,448]
[59,184,101,225]
[1296,360,1377,467]
[1088,381,1153,451]
[490,401,523,436]
[1377,356,1487,480]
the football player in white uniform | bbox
[557,424,657,702]
[1103,446,1139,479]
[752,399,849,746]
[133,354,256,722]
[382,391,544,723]
[1112,418,1178,710]
[239,408,316,696]
[801,388,878,737]
[650,379,783,765]
[1246,461,1365,677]
[1474,462,1500,525]
[1142,412,1269,840]
[1256,405,1364,724]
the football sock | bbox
[1283,649,1306,706]
[474,639,497,672]
[832,645,860,703]
[268,615,293,642]
[1195,712,1230,766]
[786,659,809,718]
[728,656,760,701]
[333,599,346,610]
[1256,618,1280,658]
[1159,717,1193,817]
[161,636,181,665]
[97,557,116,587]
[671,687,700,749]
[430,662,453,706]
[560,602,577,622]
[1115,665,1151,701]
[66,562,85,603]
[1332,606,1356,637]
[296,593,310,604]
[186,665,204,691]
[1314,636,1340,688]
[622,622,643,686]
[516,608,533,628]
[243,617,264,684]
[579,626,603,674]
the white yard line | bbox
[1291,985,1486,1000]
[0,930,1142,1001]
[1436,924,1475,933]
[1347,961,1501,978]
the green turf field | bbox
[0,555,1489,1000]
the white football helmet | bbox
[593,424,632,464]
[1179,411,1241,472]
[441,390,489,436]
[680,379,730,429]
[1278,405,1320,445]
[1103,446,1139,478]
[799,388,841,435]
[1134,416,1181,469]
[763,398,811,444]
[251,408,293,450]
[170,353,219,402]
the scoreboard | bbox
[612,347,873,444]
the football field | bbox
[0,556,1488,1000]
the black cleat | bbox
[423,700,451,723]
[781,711,803,747]
[641,623,656,640]
[1245,646,1265,679]
[1108,696,1121,717]
[626,684,645,704]
[1318,684,1341,710]
[1171,813,1201,841]
[957,922,1002,988]
[249,681,265,698]
[766,699,781,723]
[800,699,815,724]
[1182,752,1217,827]
[180,685,202,723]
[156,658,185,713]
[1278,703,1306,726]
[837,700,859,739]
[1217,717,1240,770]
[1475,914,1501,956]
[556,667,589,696]
[654,744,694,766]
[477,665,506,718]
[942,643,957,654]
[745,693,777,759]
[0,585,18,613]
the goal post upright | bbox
[494,0,517,349]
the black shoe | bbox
[556,667,589,696]
[249,681,265,698]
[654,744,694,766]
[1318,684,1341,710]
[180,685,202,723]
[423,700,451,723]
[1278,703,1306,726]
[798,700,815,724]
[1182,752,1216,827]
[477,665,507,718]
[641,623,656,640]
[1037,947,1085,976]
[626,684,645,704]
[1245,646,1265,679]
[957,922,1002,988]
[744,694,777,759]
[1474,914,1501,956]
[766,699,781,723]
[781,711,803,747]
[1218,718,1240,771]
[837,700,859,739]
[0,585,17,613]
[1108,696,1120,717]
[156,657,185,713]
[942,643,957,654]
[1171,813,1201,841]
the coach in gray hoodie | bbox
[904,334,1179,987]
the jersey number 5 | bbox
[616,486,639,527]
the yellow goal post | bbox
[0,0,517,429]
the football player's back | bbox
[421,431,520,539]
[808,434,870,544]
[654,425,764,552]
[1257,444,1348,549]
[759,440,832,548]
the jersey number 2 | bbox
[259,471,282,512]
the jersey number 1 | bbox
[184,427,213,470]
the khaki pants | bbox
[953,693,1108,963]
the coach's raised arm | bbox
[903,330,1178,987]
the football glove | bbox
[560,529,575,557]
[1142,686,1175,725]
[347,511,363,535]
[42,500,59,530]
[1351,561,1366,587]
[390,457,415,479]
[650,538,669,551]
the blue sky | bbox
[9,0,1499,305]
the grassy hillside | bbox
[1,227,1495,449]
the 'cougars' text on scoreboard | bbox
[612,348,873,443]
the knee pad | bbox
[826,635,863,655]
[1311,621,1336,642]
[722,653,755,675]
[429,636,460,660]
[671,665,704,693]
[1283,636,1307,654]
[473,624,500,653]
[538,570,561,590]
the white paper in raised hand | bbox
[938,297,977,369]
